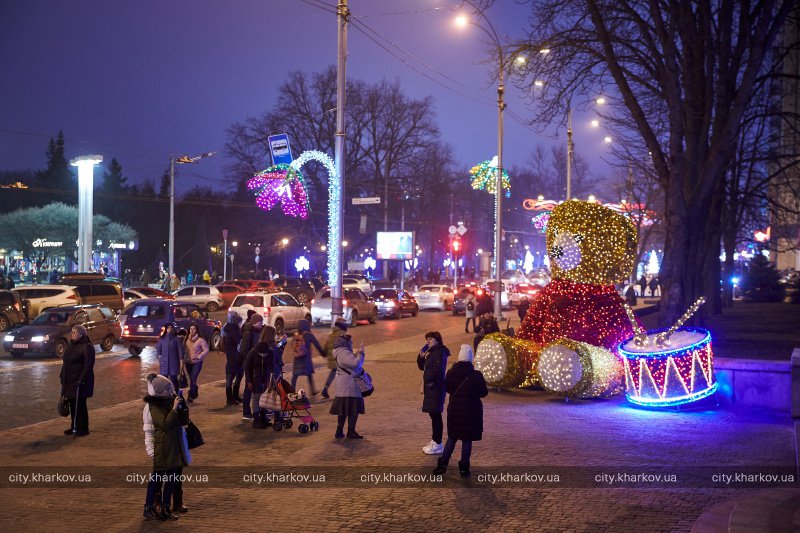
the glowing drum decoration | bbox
[619,327,716,407]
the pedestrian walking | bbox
[329,334,366,439]
[517,296,531,323]
[244,325,278,429]
[238,314,263,420]
[473,311,500,352]
[290,319,325,396]
[59,325,95,437]
[638,275,647,297]
[141,269,151,286]
[432,345,488,478]
[464,291,477,333]
[142,373,190,521]
[222,312,243,406]
[182,324,209,402]
[321,319,348,399]
[649,276,659,297]
[156,324,184,391]
[417,331,449,455]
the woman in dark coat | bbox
[433,345,488,478]
[59,324,95,436]
[244,326,277,429]
[417,331,449,455]
[222,312,243,406]
[156,324,184,391]
[290,319,325,396]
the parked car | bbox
[509,282,543,307]
[60,273,124,313]
[128,286,175,299]
[12,285,80,317]
[413,284,455,311]
[0,289,28,331]
[123,288,168,309]
[229,292,311,337]
[214,284,243,308]
[3,304,120,358]
[217,280,251,291]
[527,268,551,287]
[342,275,374,295]
[452,284,482,316]
[371,288,419,319]
[172,285,225,312]
[120,299,222,356]
[272,277,316,306]
[311,286,378,326]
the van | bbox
[61,273,124,313]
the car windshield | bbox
[33,311,72,325]
[131,304,165,318]
[372,289,397,299]
[233,295,263,307]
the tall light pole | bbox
[281,238,289,275]
[231,241,237,278]
[71,155,103,272]
[169,152,214,277]
[566,98,573,201]
[456,3,511,319]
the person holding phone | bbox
[329,334,366,439]
[417,331,449,455]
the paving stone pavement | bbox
[0,323,797,532]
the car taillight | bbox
[123,325,130,336]
[264,307,271,316]
[311,299,315,305]
[477,290,484,296]
[67,294,77,300]
[342,299,348,306]
[14,302,20,312]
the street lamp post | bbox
[70,155,103,272]
[281,238,289,276]
[169,152,214,277]
[231,241,237,278]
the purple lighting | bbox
[248,164,310,219]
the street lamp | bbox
[231,240,238,278]
[169,151,214,277]
[70,155,103,272]
[281,238,289,275]
[456,2,513,319]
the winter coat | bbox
[475,316,500,336]
[244,341,276,394]
[445,361,488,441]
[184,334,209,364]
[156,332,183,376]
[142,395,190,471]
[222,321,243,366]
[291,320,324,376]
[417,343,449,413]
[60,335,95,398]
[464,294,477,319]
[517,299,531,322]
[332,335,364,398]
[238,322,260,359]
[324,328,346,370]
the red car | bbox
[214,284,243,308]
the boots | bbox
[432,457,448,476]
[458,461,471,478]
[252,412,268,429]
[160,505,179,520]
[143,505,161,521]
[321,388,329,399]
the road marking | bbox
[0,347,130,374]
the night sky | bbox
[1,0,613,196]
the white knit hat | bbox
[458,344,474,363]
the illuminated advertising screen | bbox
[376,232,413,260]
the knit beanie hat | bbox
[146,372,175,397]
[246,309,256,321]
[228,311,242,324]
[250,313,263,325]
[70,324,88,339]
[333,319,348,331]
[458,344,474,363]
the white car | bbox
[123,288,165,309]
[12,285,79,318]
[311,286,378,326]
[342,276,374,295]
[413,284,455,311]
[230,292,311,337]
[172,285,225,312]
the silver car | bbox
[311,286,378,326]
[172,285,225,312]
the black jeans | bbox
[68,395,89,433]
[441,438,472,465]
[336,413,359,433]
[323,368,336,389]
[429,412,443,444]
[146,469,178,507]
[225,361,241,401]
[465,317,476,332]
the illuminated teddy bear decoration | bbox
[474,200,639,398]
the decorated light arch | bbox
[248,164,310,219]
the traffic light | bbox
[453,239,460,252]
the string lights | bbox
[469,156,511,197]
[474,333,540,388]
[538,339,623,398]
[248,164,310,219]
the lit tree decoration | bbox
[248,164,310,219]
[469,156,511,198]
[364,256,377,271]
[523,250,534,273]
[646,250,660,275]
[294,255,310,274]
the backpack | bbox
[289,334,309,359]
[467,300,475,311]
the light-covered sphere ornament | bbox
[474,333,539,388]
[538,338,623,398]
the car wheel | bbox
[350,311,359,327]
[369,309,378,324]
[210,330,221,352]
[128,345,143,357]
[0,314,9,332]
[54,339,68,358]
[100,335,115,352]
[274,319,284,337]
[296,292,311,305]
[206,301,220,312]
[412,305,419,317]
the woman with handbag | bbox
[183,323,209,402]
[156,324,184,391]
[244,326,277,429]
[433,345,488,478]
[329,334,366,439]
[464,292,477,333]
[142,373,190,521]
[59,325,95,437]
[290,319,325,396]
[417,331,449,455]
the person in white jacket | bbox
[182,323,209,402]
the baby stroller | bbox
[269,375,319,434]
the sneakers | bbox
[242,415,253,421]
[321,389,330,399]
[422,440,443,455]
[346,431,364,439]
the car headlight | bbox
[3,335,14,342]
[386,301,395,307]
[31,335,48,342]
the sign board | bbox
[222,229,228,240]
[268,133,293,166]
[352,197,381,205]
[486,281,505,293]
[376,231,413,260]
